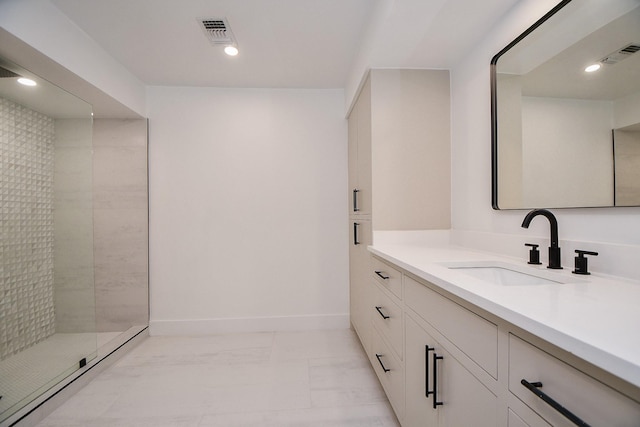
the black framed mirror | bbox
[491,0,640,209]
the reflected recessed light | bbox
[584,63,601,73]
[17,77,37,86]
[224,45,239,56]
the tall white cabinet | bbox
[347,68,452,415]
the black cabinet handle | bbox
[521,379,590,427]
[353,222,360,245]
[375,271,389,280]
[425,346,434,398]
[375,306,390,319]
[375,353,391,373]
[353,189,360,212]
[433,352,444,409]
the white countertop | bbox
[368,238,640,389]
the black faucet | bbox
[521,209,562,269]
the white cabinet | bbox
[508,334,640,427]
[347,69,451,225]
[368,262,405,420]
[370,322,405,420]
[358,254,640,427]
[348,75,372,217]
[349,219,371,347]
[371,280,403,360]
[405,303,497,427]
[404,275,498,378]
[372,256,402,300]
[368,69,450,231]
[348,69,451,354]
[508,408,551,427]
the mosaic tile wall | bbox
[0,97,56,360]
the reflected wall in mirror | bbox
[491,0,640,209]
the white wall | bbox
[147,87,348,334]
[450,0,640,246]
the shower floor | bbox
[0,332,121,420]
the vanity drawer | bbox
[509,334,640,427]
[370,327,404,420]
[371,283,403,359]
[372,256,402,299]
[508,408,551,427]
[404,275,498,378]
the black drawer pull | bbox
[425,345,434,398]
[375,306,390,319]
[521,379,590,427]
[375,271,389,280]
[433,352,444,408]
[353,189,360,212]
[375,353,391,372]
[353,222,360,245]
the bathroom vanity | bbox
[353,234,640,426]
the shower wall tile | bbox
[92,119,148,332]
[53,118,96,333]
[53,287,96,333]
[0,97,56,360]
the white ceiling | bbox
[51,0,521,89]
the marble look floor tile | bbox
[308,357,388,407]
[106,379,312,418]
[271,329,365,361]
[36,329,399,427]
[115,333,275,367]
[198,403,400,426]
[38,415,201,427]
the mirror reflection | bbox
[491,0,640,209]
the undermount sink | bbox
[443,261,565,286]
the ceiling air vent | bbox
[198,18,236,45]
[600,43,640,65]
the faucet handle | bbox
[573,250,598,275]
[525,243,542,265]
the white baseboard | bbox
[149,313,350,336]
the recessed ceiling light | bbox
[17,77,37,86]
[584,63,601,73]
[224,45,239,56]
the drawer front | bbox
[509,334,640,427]
[370,328,404,420]
[508,409,531,427]
[508,408,551,427]
[371,283,403,359]
[404,275,498,378]
[372,256,402,299]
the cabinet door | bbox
[405,314,440,426]
[347,75,372,216]
[348,100,359,213]
[355,75,372,216]
[439,345,497,427]
[349,219,372,347]
[406,313,497,427]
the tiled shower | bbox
[0,97,57,360]
[0,58,149,424]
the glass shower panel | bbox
[0,57,96,422]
